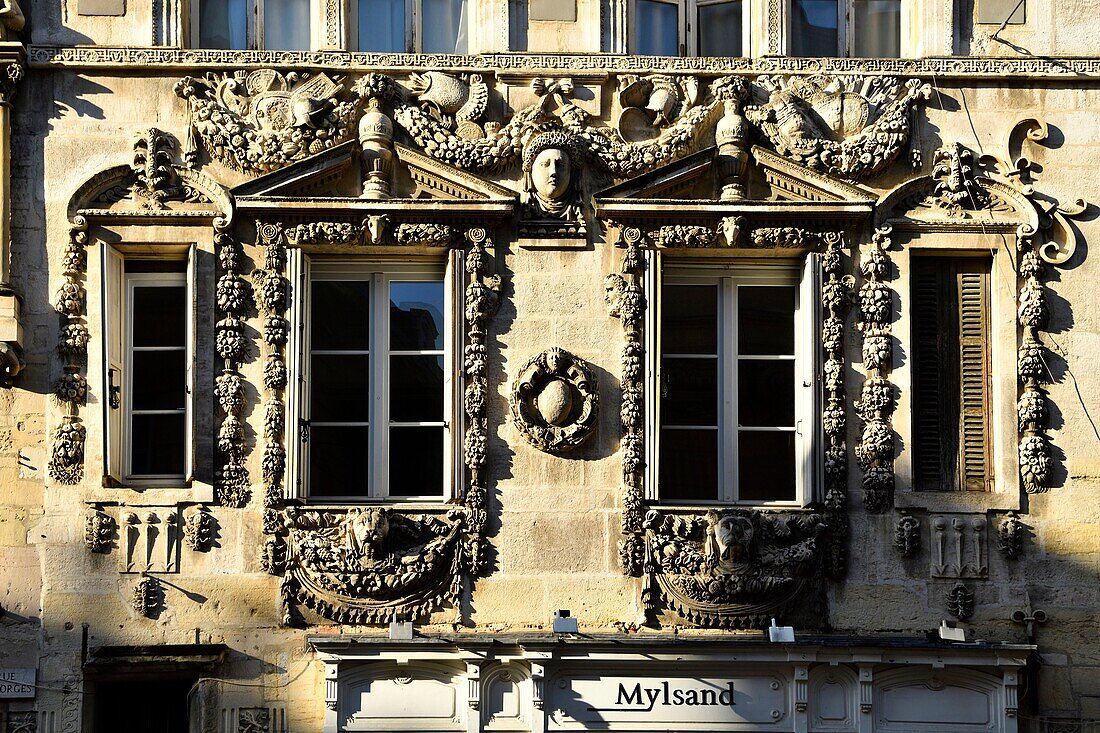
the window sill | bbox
[85,481,214,507]
[296,499,451,511]
[893,488,1020,514]
[651,501,815,513]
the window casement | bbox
[648,255,820,506]
[193,0,312,50]
[348,0,468,51]
[285,253,460,502]
[789,0,902,57]
[102,246,196,487]
[910,256,993,492]
[631,0,748,55]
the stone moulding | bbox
[258,224,500,626]
[608,224,852,627]
[510,348,599,454]
[28,46,1100,78]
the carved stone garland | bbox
[215,215,251,507]
[260,226,500,625]
[1016,225,1052,493]
[255,222,289,513]
[820,232,853,580]
[855,227,895,513]
[48,217,90,485]
[610,227,852,625]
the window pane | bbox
[791,0,838,56]
[389,426,445,496]
[390,281,445,351]
[264,0,311,50]
[132,286,185,347]
[312,281,370,351]
[660,429,718,501]
[698,1,743,56]
[636,0,679,55]
[738,431,795,501]
[310,355,370,422]
[738,286,795,355]
[662,284,718,354]
[309,426,370,497]
[132,351,186,411]
[389,355,445,422]
[422,0,468,53]
[661,357,718,426]
[199,0,247,48]
[358,0,406,51]
[852,0,900,57]
[739,360,794,427]
[131,413,186,476]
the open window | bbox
[648,254,820,506]
[102,245,196,487]
[285,252,461,501]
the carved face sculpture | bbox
[531,147,571,202]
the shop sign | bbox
[548,672,789,729]
[0,669,35,699]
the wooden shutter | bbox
[910,257,992,491]
[101,244,124,485]
[284,248,307,499]
[956,263,992,490]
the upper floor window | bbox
[102,247,195,486]
[349,0,469,51]
[632,0,746,55]
[790,0,901,56]
[195,0,311,50]
[287,255,458,501]
[652,258,818,505]
[911,256,993,491]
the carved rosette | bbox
[51,216,89,484]
[510,348,598,454]
[820,232,852,579]
[264,225,498,625]
[215,216,251,507]
[745,75,931,180]
[174,70,368,175]
[609,227,647,577]
[855,227,895,513]
[641,508,827,628]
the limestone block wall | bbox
[0,64,1098,729]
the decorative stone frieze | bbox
[121,509,181,573]
[855,227,895,513]
[510,347,598,454]
[745,74,931,179]
[930,514,987,579]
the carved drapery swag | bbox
[258,223,499,625]
[609,225,852,628]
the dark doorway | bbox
[92,677,195,733]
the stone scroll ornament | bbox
[745,75,931,180]
[510,348,598,453]
[609,227,852,626]
[261,227,500,625]
[854,227,895,513]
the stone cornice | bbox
[25,46,1100,79]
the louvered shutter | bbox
[956,263,992,491]
[910,257,992,492]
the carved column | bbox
[0,48,24,380]
[356,74,398,201]
[714,78,749,202]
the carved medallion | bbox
[511,348,598,454]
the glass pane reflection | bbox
[636,0,679,55]
[791,0,838,56]
[698,1,743,56]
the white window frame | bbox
[347,0,468,51]
[647,254,820,507]
[629,0,750,55]
[286,253,460,503]
[190,0,316,50]
[786,0,906,57]
[102,245,196,488]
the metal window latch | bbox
[108,367,121,409]
[299,419,310,443]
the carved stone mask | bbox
[531,147,571,201]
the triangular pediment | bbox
[752,147,877,204]
[393,145,517,201]
[232,141,360,198]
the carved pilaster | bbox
[356,74,398,200]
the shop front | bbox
[309,636,1029,733]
